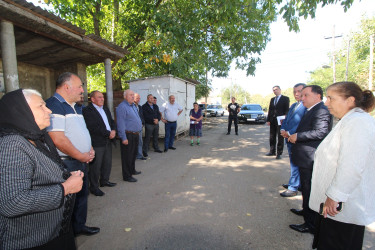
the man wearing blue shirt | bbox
[116,89,143,182]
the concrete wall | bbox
[0,59,54,99]
[0,60,88,102]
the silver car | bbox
[206,104,225,117]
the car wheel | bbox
[221,112,224,116]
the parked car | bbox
[238,104,266,124]
[206,104,225,117]
[198,104,207,117]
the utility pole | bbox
[346,40,351,81]
[325,25,342,83]
[369,35,374,91]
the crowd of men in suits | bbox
[265,84,332,235]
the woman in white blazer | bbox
[310,82,375,249]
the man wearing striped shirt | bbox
[46,72,100,236]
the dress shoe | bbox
[133,170,141,175]
[123,177,137,182]
[138,157,147,160]
[235,132,238,135]
[164,148,168,152]
[282,184,289,189]
[169,147,176,150]
[155,149,163,153]
[280,190,298,197]
[75,226,100,236]
[143,151,148,157]
[100,181,117,187]
[265,152,276,156]
[90,189,105,196]
[289,223,314,234]
[276,154,281,159]
[226,132,230,135]
[290,208,304,216]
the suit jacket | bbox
[291,102,332,169]
[266,95,290,123]
[83,103,116,147]
[136,104,144,125]
[142,102,161,125]
[280,101,306,136]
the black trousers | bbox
[28,227,76,250]
[120,133,139,179]
[269,120,284,155]
[62,159,88,233]
[89,140,112,191]
[299,167,318,230]
[313,217,365,250]
[143,123,160,153]
[228,115,238,133]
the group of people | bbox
[1,71,375,249]
[0,72,185,249]
[265,83,375,249]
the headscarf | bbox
[0,89,64,168]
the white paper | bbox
[277,115,285,126]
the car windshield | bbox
[207,105,220,109]
[241,105,262,111]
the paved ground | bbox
[77,116,375,250]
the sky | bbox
[211,0,375,96]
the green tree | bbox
[43,0,356,93]
[309,17,375,90]
[220,83,251,105]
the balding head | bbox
[134,93,140,105]
[124,89,135,104]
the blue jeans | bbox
[286,141,300,191]
[164,122,177,149]
[63,159,88,233]
[137,130,143,158]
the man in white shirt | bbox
[160,95,183,152]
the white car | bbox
[206,104,225,117]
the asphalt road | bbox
[77,116,375,250]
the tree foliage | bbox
[43,0,356,95]
[308,16,375,90]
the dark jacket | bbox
[142,102,161,125]
[83,103,116,147]
[291,102,332,169]
[266,95,290,123]
[136,104,145,125]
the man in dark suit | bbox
[266,86,290,159]
[288,85,332,234]
[83,91,117,196]
[142,94,162,156]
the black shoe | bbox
[235,132,238,135]
[289,223,314,234]
[123,177,137,182]
[164,148,168,152]
[143,151,148,157]
[282,184,289,189]
[290,208,304,216]
[100,181,117,187]
[280,190,298,197]
[155,149,163,153]
[138,157,147,160]
[266,152,276,156]
[169,147,176,150]
[90,189,105,196]
[75,226,100,236]
[226,132,230,135]
[276,154,281,159]
[133,170,141,175]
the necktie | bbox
[274,96,279,105]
